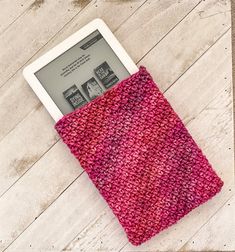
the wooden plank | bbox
[0,0,147,196]
[0,0,34,35]
[0,0,92,87]
[2,172,108,252]
[186,84,233,185]
[64,207,126,252]
[0,140,82,251]
[139,0,231,91]
[115,0,202,63]
[179,194,235,251]
[0,0,198,142]
[4,22,233,252]
[0,105,59,196]
[0,0,199,195]
[232,0,235,115]
[0,0,147,142]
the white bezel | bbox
[23,18,138,122]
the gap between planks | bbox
[177,192,235,251]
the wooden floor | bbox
[0,0,234,251]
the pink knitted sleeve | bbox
[55,66,223,246]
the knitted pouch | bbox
[55,66,223,246]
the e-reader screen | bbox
[35,30,130,115]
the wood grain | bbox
[180,194,235,251]
[0,0,34,35]
[139,0,231,90]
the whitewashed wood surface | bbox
[0,0,234,251]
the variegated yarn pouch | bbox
[55,66,223,246]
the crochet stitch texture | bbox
[55,66,223,246]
